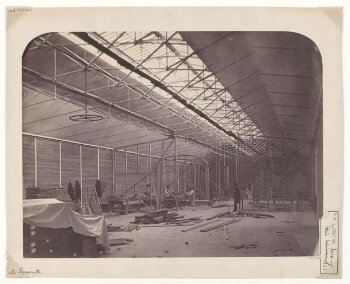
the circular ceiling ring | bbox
[69,114,104,122]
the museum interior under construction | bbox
[22,31,323,258]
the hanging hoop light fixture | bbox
[69,65,104,122]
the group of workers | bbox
[223,182,242,211]
[143,184,195,208]
[162,182,246,211]
[221,183,256,211]
[145,182,255,211]
[163,184,195,207]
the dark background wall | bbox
[22,135,114,203]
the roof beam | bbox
[166,32,232,70]
[189,52,254,88]
[73,32,254,147]
[23,67,174,136]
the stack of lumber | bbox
[133,209,168,224]
[107,223,140,232]
[229,212,274,218]
[133,210,203,226]
[207,211,275,220]
[84,195,103,215]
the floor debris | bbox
[107,223,140,232]
[181,219,220,232]
[207,211,275,220]
[200,219,241,232]
[281,220,295,224]
[133,211,203,226]
[110,238,134,246]
[233,243,257,249]
[107,225,122,232]
[224,225,228,239]
[141,223,196,227]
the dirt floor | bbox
[102,202,319,258]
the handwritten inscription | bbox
[8,267,41,277]
[8,7,32,13]
[320,211,339,274]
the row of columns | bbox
[117,138,212,209]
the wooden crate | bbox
[23,223,97,258]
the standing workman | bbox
[185,185,195,206]
[246,183,254,209]
[233,183,241,212]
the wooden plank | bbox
[206,211,228,220]
[200,219,240,232]
[141,223,194,227]
[181,219,220,232]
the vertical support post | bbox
[252,155,255,191]
[149,144,154,209]
[54,48,57,99]
[108,79,111,117]
[235,155,238,184]
[218,155,221,194]
[80,145,83,207]
[156,141,165,210]
[163,157,167,189]
[223,152,226,189]
[148,143,152,186]
[113,150,116,195]
[124,148,127,197]
[59,141,62,187]
[174,138,179,209]
[97,148,100,180]
[136,144,139,196]
[205,164,210,200]
[266,137,269,200]
[237,141,240,184]
[34,137,37,187]
[225,165,230,197]
[154,156,157,210]
[184,160,187,190]
[194,163,197,192]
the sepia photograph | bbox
[5,6,343,279]
[22,31,322,258]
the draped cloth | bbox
[23,199,110,250]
